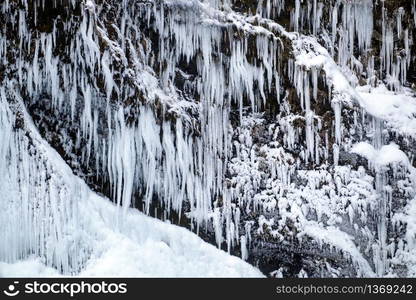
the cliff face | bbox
[1,0,416,277]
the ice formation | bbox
[1,0,416,277]
[0,89,262,277]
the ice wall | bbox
[1,0,416,277]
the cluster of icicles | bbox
[0,86,88,274]
[291,0,412,91]
[0,0,415,276]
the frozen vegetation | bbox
[0,0,416,277]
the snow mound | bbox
[351,142,410,168]
[79,193,263,277]
[0,191,263,277]
[0,259,59,277]
[357,85,416,138]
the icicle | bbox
[331,1,339,56]
[413,0,416,26]
[396,7,404,39]
[240,235,248,261]
[381,25,394,82]
[292,0,301,32]
[332,99,342,146]
[0,86,88,274]
[354,0,373,53]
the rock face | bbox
[1,0,416,277]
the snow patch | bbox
[357,85,416,138]
[351,142,410,168]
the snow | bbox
[292,34,360,102]
[0,192,263,277]
[350,138,414,276]
[79,194,262,277]
[0,259,59,277]
[375,144,410,168]
[357,85,416,138]
[0,87,262,278]
[350,142,377,162]
[1,0,416,278]
[392,196,416,277]
[230,115,380,276]
[84,0,95,11]
[1,193,263,278]
[301,223,375,277]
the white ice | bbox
[357,85,416,138]
[351,142,410,168]
[0,192,263,277]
